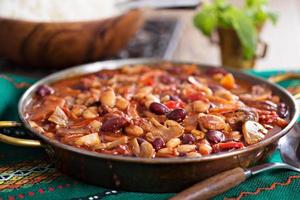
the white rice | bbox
[0,0,121,22]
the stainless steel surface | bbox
[280,123,300,168]
[117,0,202,10]
[249,162,300,175]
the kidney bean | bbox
[149,102,170,115]
[179,152,187,157]
[36,85,54,96]
[170,95,181,101]
[206,68,228,76]
[182,134,196,144]
[97,72,113,79]
[137,137,146,145]
[152,138,165,151]
[166,109,187,122]
[208,84,224,92]
[159,75,175,84]
[71,84,87,91]
[277,102,288,118]
[101,117,128,132]
[167,66,182,74]
[206,130,225,144]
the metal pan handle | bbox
[0,121,41,147]
[268,73,300,100]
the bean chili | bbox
[25,63,289,158]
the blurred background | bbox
[175,0,300,70]
[0,0,299,75]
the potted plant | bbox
[194,0,277,69]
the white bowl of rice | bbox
[0,0,143,68]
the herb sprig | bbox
[194,0,278,59]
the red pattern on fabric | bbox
[7,182,77,199]
[0,160,61,191]
[18,194,25,199]
[0,75,31,89]
[8,196,14,200]
[225,174,300,200]
[28,192,34,196]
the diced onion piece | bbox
[75,133,100,147]
[48,106,68,126]
[242,121,267,145]
[28,120,44,133]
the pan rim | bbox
[18,58,299,164]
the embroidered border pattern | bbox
[0,74,31,89]
[0,160,60,191]
[225,174,300,200]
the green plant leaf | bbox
[226,8,258,59]
[267,11,278,24]
[193,0,276,59]
[193,7,218,36]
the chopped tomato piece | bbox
[140,75,154,86]
[212,141,244,153]
[164,100,185,109]
[186,92,208,102]
[220,73,235,89]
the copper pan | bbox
[0,59,298,192]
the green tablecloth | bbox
[0,70,299,200]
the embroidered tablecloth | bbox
[0,70,299,200]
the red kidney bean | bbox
[72,84,88,91]
[101,117,129,132]
[277,102,288,118]
[166,109,187,122]
[167,66,182,74]
[179,152,187,157]
[182,134,196,144]
[206,130,225,144]
[152,138,165,151]
[170,95,181,101]
[36,85,54,96]
[159,75,175,84]
[149,102,170,115]
[208,84,224,92]
[206,68,228,76]
[137,137,146,145]
[97,72,114,79]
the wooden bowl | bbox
[0,10,143,69]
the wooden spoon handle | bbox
[170,167,247,200]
